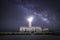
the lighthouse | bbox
[27,16,33,27]
[19,16,48,32]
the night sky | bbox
[1,0,60,32]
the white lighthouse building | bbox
[20,16,48,32]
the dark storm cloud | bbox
[1,0,60,32]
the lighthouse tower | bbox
[27,16,33,27]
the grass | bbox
[0,32,60,36]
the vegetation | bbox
[0,32,60,36]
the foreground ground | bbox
[0,35,60,40]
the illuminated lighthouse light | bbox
[27,16,34,23]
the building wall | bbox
[43,28,48,32]
[20,27,42,32]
